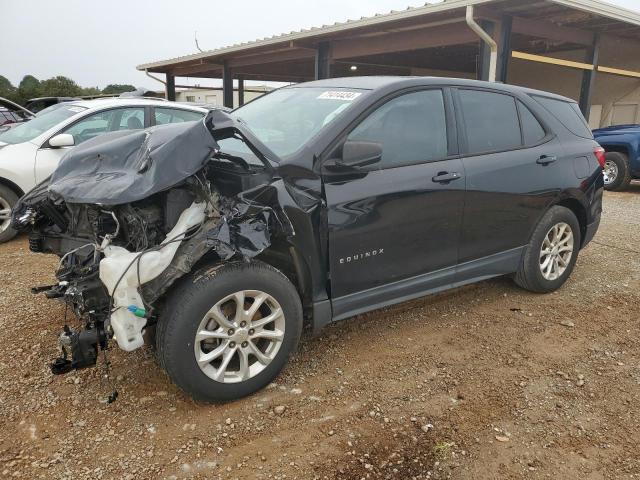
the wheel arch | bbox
[184,240,315,328]
[554,197,587,248]
[0,177,25,198]
[254,241,314,326]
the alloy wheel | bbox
[0,196,12,234]
[539,222,574,281]
[603,160,618,185]
[194,290,285,383]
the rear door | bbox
[454,88,564,271]
[322,88,465,306]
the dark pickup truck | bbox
[12,77,604,402]
[593,124,640,191]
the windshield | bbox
[227,87,366,158]
[35,102,74,117]
[0,105,86,144]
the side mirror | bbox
[49,133,75,148]
[338,140,382,168]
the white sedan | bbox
[0,98,208,242]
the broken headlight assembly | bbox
[13,112,292,401]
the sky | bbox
[2,0,640,91]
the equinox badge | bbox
[339,249,384,264]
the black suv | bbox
[13,77,604,402]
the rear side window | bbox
[459,89,521,154]
[518,101,546,145]
[532,96,592,139]
[117,108,145,130]
[154,107,204,125]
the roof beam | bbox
[512,50,594,70]
[598,65,640,79]
[228,48,315,68]
[172,61,222,76]
[332,23,478,60]
[234,72,313,82]
[511,15,594,45]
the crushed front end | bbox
[11,111,292,377]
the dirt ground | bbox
[1,185,639,480]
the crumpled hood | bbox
[48,119,219,205]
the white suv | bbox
[0,98,208,242]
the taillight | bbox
[594,146,606,168]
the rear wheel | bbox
[157,261,303,402]
[603,152,631,191]
[514,206,581,293]
[0,185,19,244]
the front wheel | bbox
[0,184,19,244]
[156,261,303,402]
[514,206,581,293]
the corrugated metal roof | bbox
[136,0,496,70]
[137,0,640,71]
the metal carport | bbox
[137,0,640,123]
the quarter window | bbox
[533,95,592,139]
[347,90,448,169]
[518,101,546,145]
[459,89,522,154]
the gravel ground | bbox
[1,185,639,480]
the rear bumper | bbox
[582,215,600,248]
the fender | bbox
[525,169,602,250]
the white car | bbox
[0,98,208,242]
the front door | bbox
[322,89,465,315]
[34,147,68,184]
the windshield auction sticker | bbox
[318,91,362,101]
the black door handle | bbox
[536,155,558,165]
[432,172,462,183]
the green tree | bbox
[0,75,19,102]
[81,86,102,96]
[102,84,136,95]
[17,75,41,102]
[39,76,83,97]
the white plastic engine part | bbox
[99,201,207,351]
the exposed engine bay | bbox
[11,110,294,377]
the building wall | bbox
[175,87,271,107]
[408,35,640,130]
[506,35,640,129]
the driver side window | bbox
[347,89,448,169]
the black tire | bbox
[0,184,19,244]
[514,206,581,293]
[603,152,631,191]
[156,261,303,402]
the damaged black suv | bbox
[12,77,604,402]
